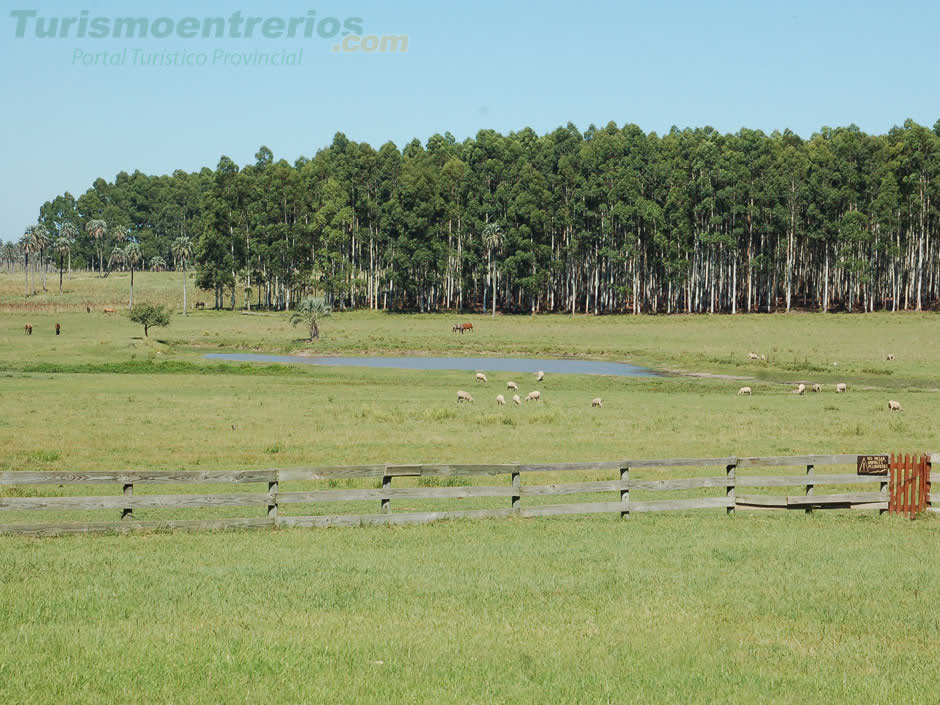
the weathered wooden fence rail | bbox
[0,453,933,537]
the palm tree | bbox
[483,222,503,317]
[53,237,71,293]
[124,242,142,308]
[58,223,77,279]
[149,256,167,272]
[20,229,35,296]
[111,224,128,245]
[109,245,126,275]
[28,225,50,292]
[85,219,107,275]
[171,236,193,315]
[1,242,17,273]
[290,296,332,341]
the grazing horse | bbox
[453,324,461,334]
[24,323,32,335]
[460,322,473,334]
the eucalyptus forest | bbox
[7,118,940,314]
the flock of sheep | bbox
[455,350,905,413]
[456,370,604,408]
[738,351,904,411]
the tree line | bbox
[6,118,940,314]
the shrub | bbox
[128,303,171,337]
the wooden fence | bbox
[0,453,934,537]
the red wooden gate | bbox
[888,454,931,518]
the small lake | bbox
[205,353,658,377]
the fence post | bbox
[620,466,630,519]
[916,454,927,516]
[268,479,278,520]
[382,474,392,514]
[726,459,736,515]
[122,483,133,521]
[889,453,897,514]
[879,455,890,515]
[805,463,815,515]
[511,471,520,512]
[926,454,933,514]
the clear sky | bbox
[2,0,939,239]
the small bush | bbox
[128,303,171,337]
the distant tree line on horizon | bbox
[5,118,940,314]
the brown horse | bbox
[460,322,473,334]
[24,324,32,335]
[55,323,61,336]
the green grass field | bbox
[0,271,937,704]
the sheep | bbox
[496,394,505,406]
[835,383,847,393]
[506,381,519,391]
[886,354,895,361]
[512,394,521,405]
[525,391,541,402]
[887,400,903,411]
[794,383,806,395]
[747,352,760,360]
[592,398,603,407]
[737,386,752,396]
[536,370,545,382]
[475,372,488,384]
[811,384,821,393]
[456,390,473,403]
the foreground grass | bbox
[1,514,937,705]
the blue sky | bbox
[1,0,939,239]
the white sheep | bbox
[737,386,752,396]
[456,390,473,403]
[506,381,518,391]
[812,384,822,393]
[475,372,488,384]
[592,398,603,407]
[747,352,760,360]
[794,383,806,395]
[525,391,541,402]
[836,383,847,393]
[887,400,903,411]
[536,370,545,382]
[496,394,505,406]
[886,354,895,361]
[512,394,521,405]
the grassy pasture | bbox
[0,270,937,704]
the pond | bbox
[205,353,658,377]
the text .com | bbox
[333,34,408,53]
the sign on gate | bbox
[857,455,889,475]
